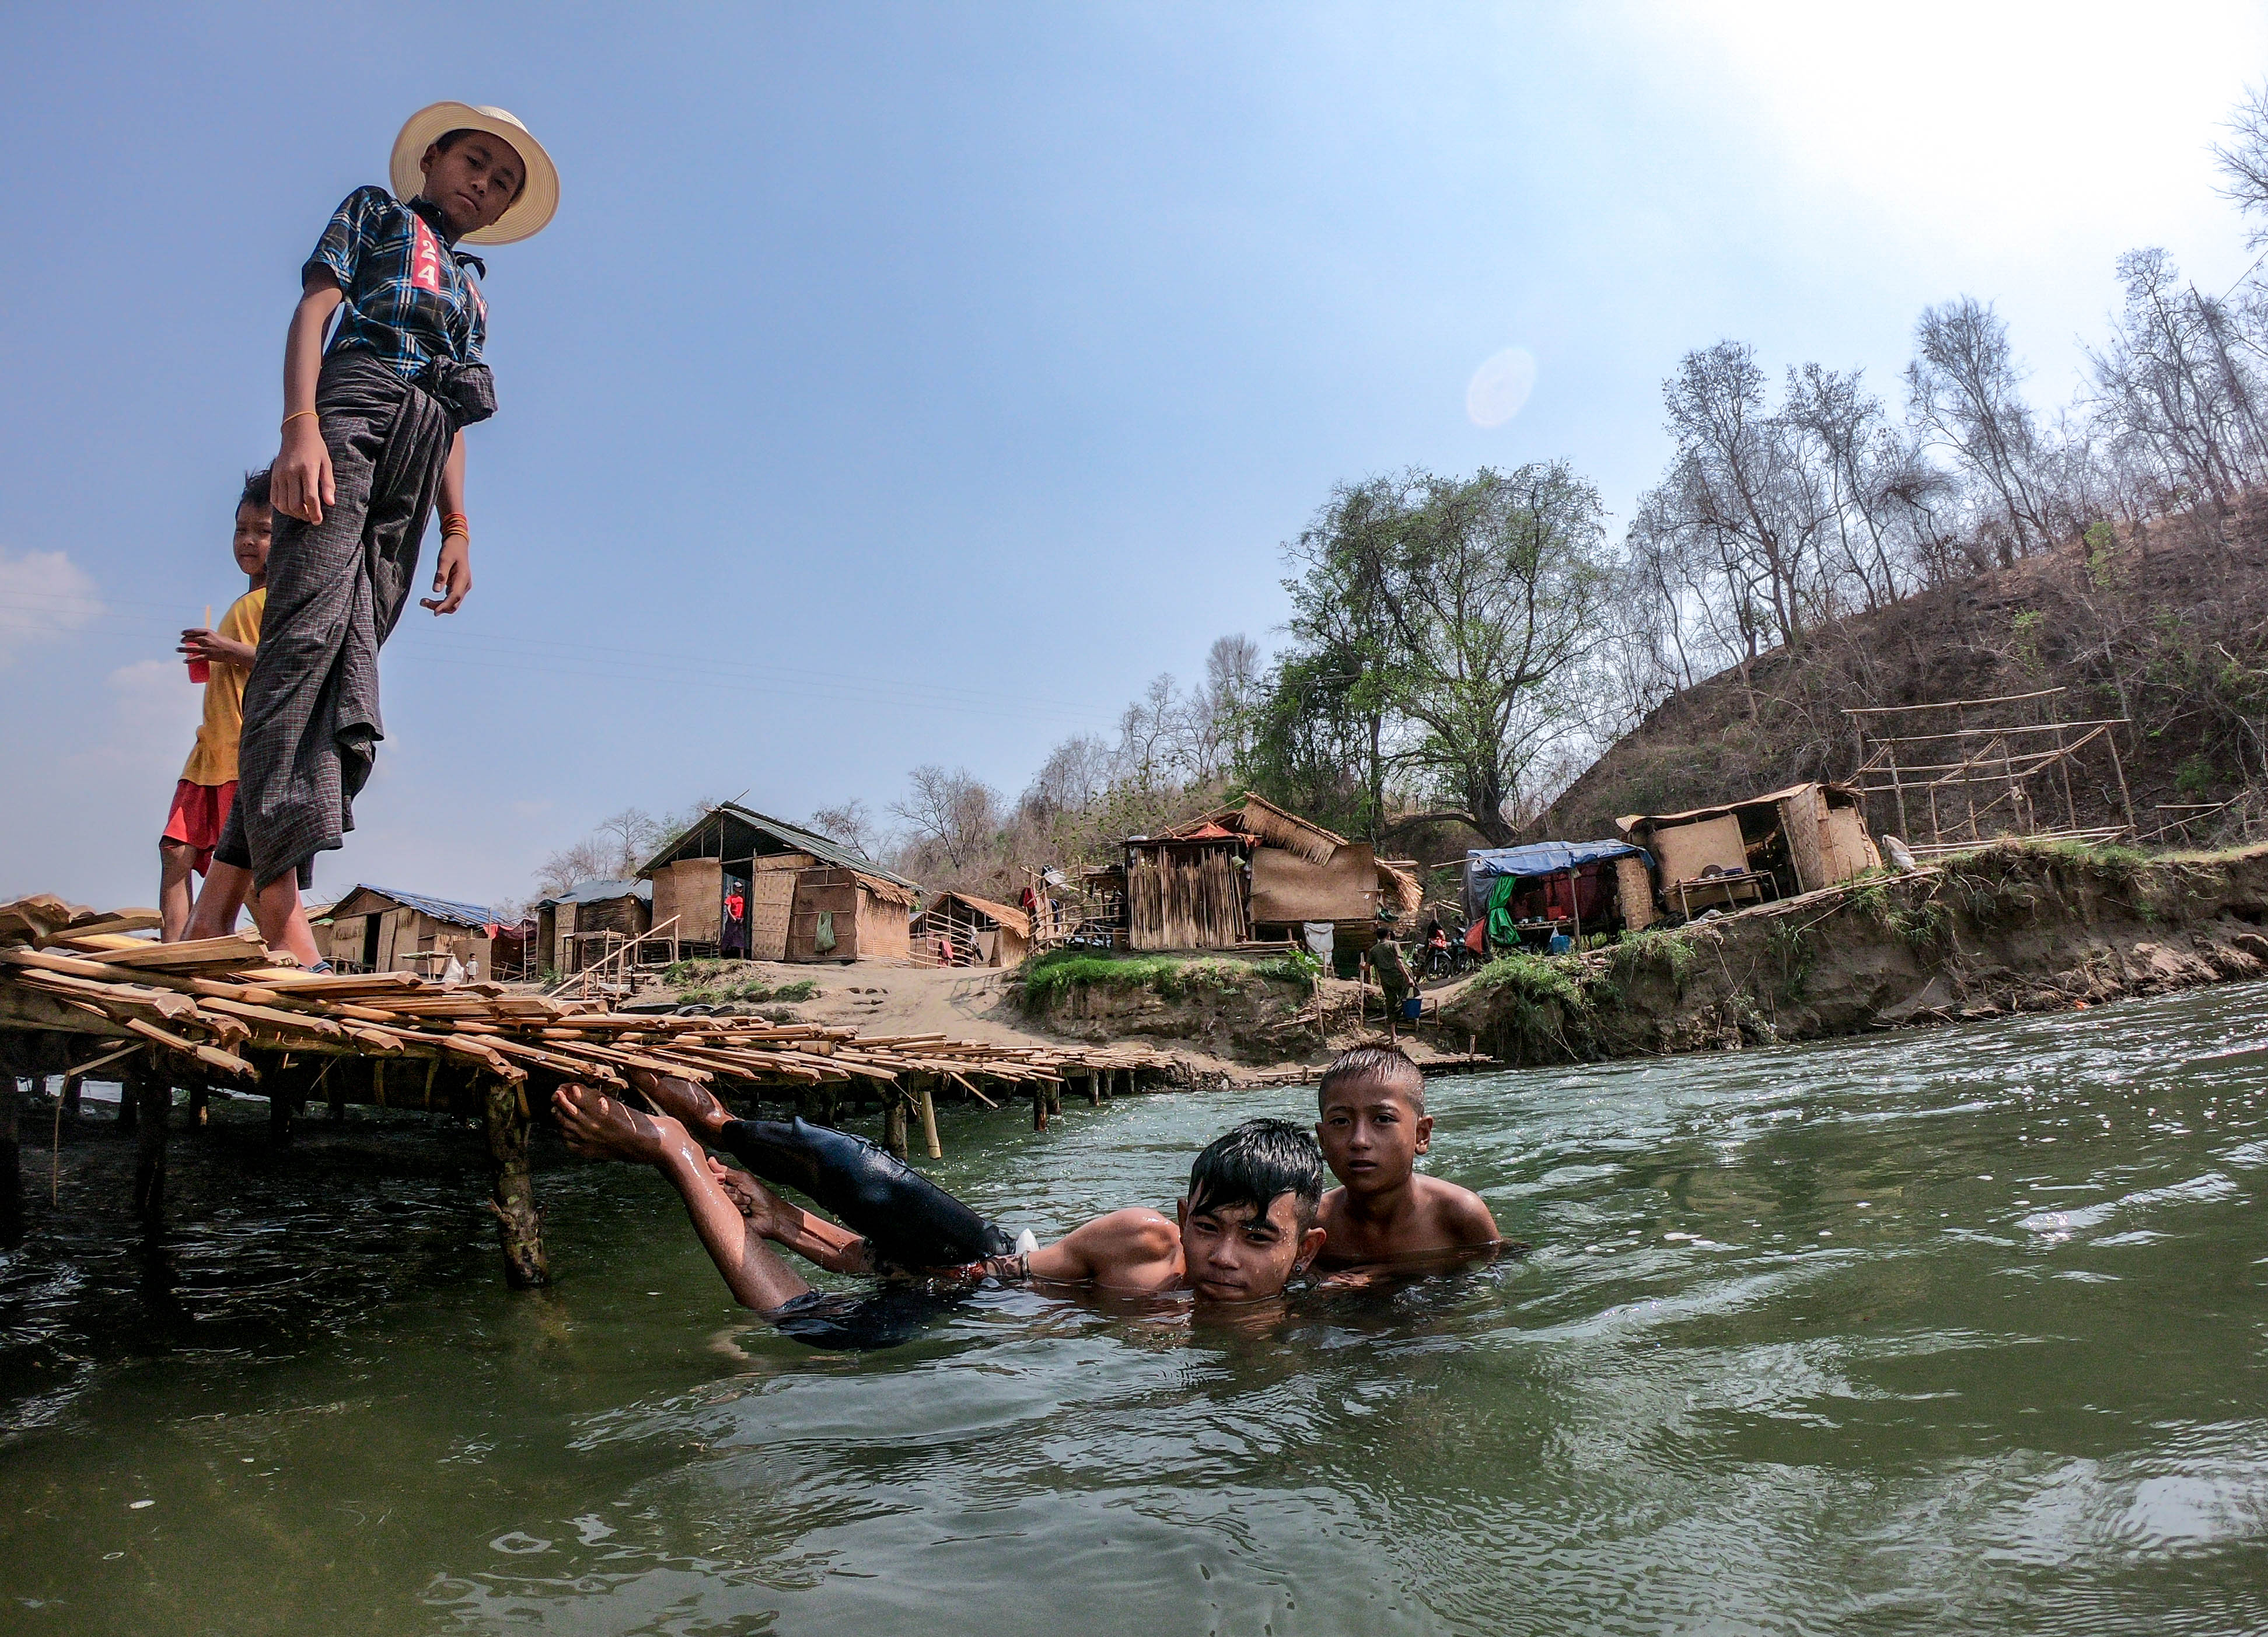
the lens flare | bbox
[1466,346,1537,428]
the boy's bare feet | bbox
[627,1068,733,1138]
[554,1082,679,1164]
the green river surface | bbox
[5,980,2268,1635]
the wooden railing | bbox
[544,915,682,1001]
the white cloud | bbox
[0,547,102,666]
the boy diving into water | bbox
[551,1075,1329,1343]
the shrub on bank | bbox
[1019,947,1318,1010]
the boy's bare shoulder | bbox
[1414,1174,1500,1239]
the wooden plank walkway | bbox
[0,895,1182,1283]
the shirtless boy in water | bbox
[1313,1045,1500,1267]
[551,1075,1329,1331]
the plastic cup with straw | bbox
[187,604,211,684]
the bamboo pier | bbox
[0,895,1183,1283]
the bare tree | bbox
[889,765,1004,874]
[808,798,884,860]
[1906,298,2057,561]
[532,807,662,897]
[1116,674,1181,789]
[2215,82,2268,244]
[2088,247,2268,514]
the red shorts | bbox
[162,779,236,876]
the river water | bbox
[5,981,2268,1635]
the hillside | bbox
[1541,498,2268,847]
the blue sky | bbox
[5,2,2266,912]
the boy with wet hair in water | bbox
[1313,1044,1500,1267]
[550,1077,1329,1342]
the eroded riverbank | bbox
[1444,838,2268,1066]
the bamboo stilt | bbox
[917,1079,941,1160]
[1,1078,20,1246]
[483,1079,548,1288]
[130,1065,167,1227]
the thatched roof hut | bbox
[1124,793,1407,952]
[917,891,1032,968]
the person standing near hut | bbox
[188,104,558,964]
[158,471,272,942]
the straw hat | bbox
[389,102,558,246]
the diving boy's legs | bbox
[553,1083,813,1313]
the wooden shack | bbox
[786,868,918,963]
[1123,793,1405,953]
[324,885,497,980]
[641,803,920,964]
[917,891,1032,968]
[1617,782,1882,915]
[535,878,652,976]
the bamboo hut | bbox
[1121,793,1405,954]
[641,803,920,963]
[916,891,1033,968]
[1616,782,1881,917]
[785,868,918,963]
[324,886,498,980]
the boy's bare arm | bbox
[275,271,344,526]
[178,628,256,669]
[421,431,473,615]
[1023,1208,1182,1289]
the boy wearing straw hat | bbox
[190,104,558,963]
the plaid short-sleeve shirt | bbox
[307,186,490,384]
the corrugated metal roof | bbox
[536,877,652,908]
[641,803,919,890]
[334,884,497,928]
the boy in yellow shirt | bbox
[160,471,272,942]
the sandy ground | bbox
[612,959,1489,1086]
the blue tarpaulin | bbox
[1463,841,1654,926]
[1465,841,1651,882]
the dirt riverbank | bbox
[1439,838,2268,1065]
[620,954,1481,1086]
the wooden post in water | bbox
[1032,1082,1049,1132]
[1086,1072,1100,1107]
[882,1088,909,1160]
[482,1080,548,1288]
[916,1078,942,1160]
[1046,1078,1063,1120]
[129,1065,169,1227]
[1,1078,21,1246]
[188,1082,209,1128]
[61,1075,81,1120]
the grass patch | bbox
[1465,950,1599,1059]
[1020,948,1316,1010]
[668,960,820,1006]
